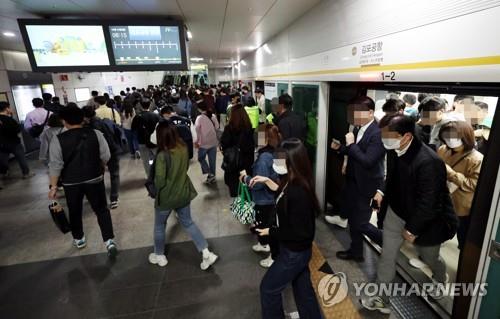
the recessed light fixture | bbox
[240,60,247,66]
[187,31,193,39]
[190,57,204,62]
[3,31,15,37]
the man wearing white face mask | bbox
[362,114,457,313]
[330,96,386,262]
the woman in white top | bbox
[122,102,140,158]
[194,100,219,184]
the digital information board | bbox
[109,25,183,65]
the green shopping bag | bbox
[230,182,256,224]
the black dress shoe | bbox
[336,250,365,262]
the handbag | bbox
[145,150,171,198]
[29,110,50,138]
[49,201,71,234]
[230,182,256,224]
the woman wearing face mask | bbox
[438,121,483,250]
[240,124,281,268]
[250,138,322,319]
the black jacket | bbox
[132,111,160,147]
[0,115,21,150]
[338,121,385,197]
[270,182,316,251]
[381,138,458,246]
[220,126,255,171]
[276,110,307,142]
[86,118,119,155]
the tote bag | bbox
[230,182,256,224]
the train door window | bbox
[364,89,498,314]
[291,83,319,168]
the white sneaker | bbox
[360,296,391,314]
[409,258,427,269]
[260,255,274,268]
[200,251,218,270]
[325,215,348,228]
[73,236,87,249]
[149,253,168,267]
[252,243,270,253]
[105,239,118,258]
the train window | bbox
[365,89,497,312]
[292,84,319,168]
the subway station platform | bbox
[1,152,415,319]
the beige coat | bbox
[437,145,483,216]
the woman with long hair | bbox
[250,138,321,319]
[220,98,255,197]
[149,121,218,270]
[121,101,140,159]
[241,124,281,268]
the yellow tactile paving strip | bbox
[309,242,362,319]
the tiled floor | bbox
[0,152,444,318]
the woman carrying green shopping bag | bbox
[249,138,321,319]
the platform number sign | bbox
[381,71,396,81]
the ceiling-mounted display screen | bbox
[24,25,110,67]
[18,19,188,72]
[109,25,183,65]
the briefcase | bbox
[49,201,71,234]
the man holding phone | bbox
[330,96,385,262]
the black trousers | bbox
[64,180,115,241]
[342,179,382,257]
[255,204,279,259]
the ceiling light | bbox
[187,31,193,39]
[234,64,240,69]
[263,44,272,54]
[190,57,204,62]
[240,60,247,66]
[3,32,15,37]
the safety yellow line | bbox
[255,55,500,79]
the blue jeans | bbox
[198,146,217,176]
[260,245,322,319]
[154,204,208,255]
[123,129,139,154]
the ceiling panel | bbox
[71,0,137,15]
[0,0,323,67]
[123,0,180,15]
[11,0,83,14]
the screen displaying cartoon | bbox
[25,25,110,67]
[109,25,183,65]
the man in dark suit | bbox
[330,96,386,262]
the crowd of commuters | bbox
[324,92,490,314]
[0,81,494,317]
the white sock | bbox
[202,248,210,258]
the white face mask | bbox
[382,138,401,150]
[272,159,288,175]
[444,138,463,149]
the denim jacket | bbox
[244,146,278,205]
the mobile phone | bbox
[370,199,380,210]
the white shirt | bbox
[257,95,266,122]
[356,119,374,144]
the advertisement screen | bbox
[25,25,110,67]
[109,25,182,65]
